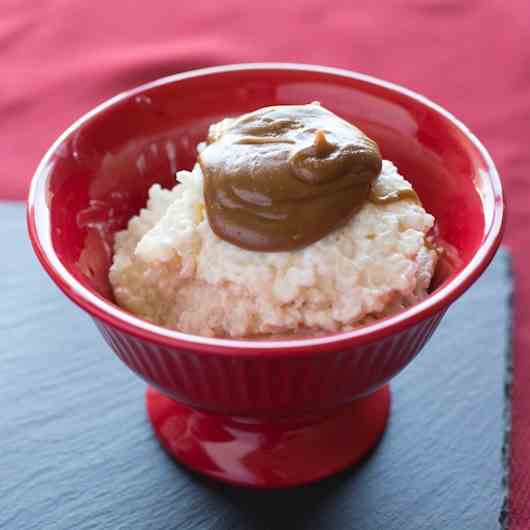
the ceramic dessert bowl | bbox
[27,63,504,488]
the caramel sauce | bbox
[369,188,421,205]
[199,103,383,251]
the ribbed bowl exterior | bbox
[94,310,445,417]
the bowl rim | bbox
[27,62,505,355]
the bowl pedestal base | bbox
[146,384,390,488]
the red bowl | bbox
[27,64,504,488]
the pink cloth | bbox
[2,1,529,525]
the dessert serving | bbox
[28,64,503,488]
[109,103,438,338]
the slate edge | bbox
[500,249,514,530]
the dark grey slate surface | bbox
[0,203,511,530]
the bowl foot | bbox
[146,384,390,488]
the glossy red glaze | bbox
[146,384,390,488]
[27,64,504,488]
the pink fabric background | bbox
[2,1,529,525]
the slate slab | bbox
[0,203,511,530]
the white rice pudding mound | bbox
[109,160,437,338]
